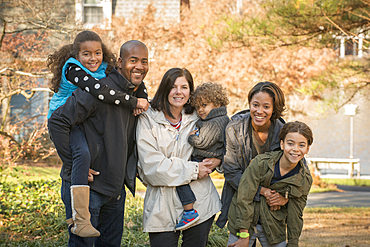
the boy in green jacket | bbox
[227,121,313,247]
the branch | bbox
[0,87,51,102]
[0,68,52,78]
[0,131,21,147]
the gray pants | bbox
[228,224,286,247]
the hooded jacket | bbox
[227,150,312,246]
[48,68,145,197]
[136,107,221,232]
[216,110,285,228]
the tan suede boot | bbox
[70,185,100,237]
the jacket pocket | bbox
[289,186,303,198]
[189,177,211,199]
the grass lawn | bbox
[322,178,370,187]
[3,164,369,193]
[1,164,370,246]
[1,164,60,183]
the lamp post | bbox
[344,104,358,177]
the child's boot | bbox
[70,185,100,237]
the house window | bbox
[84,0,103,24]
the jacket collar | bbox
[267,150,309,186]
[109,68,143,92]
[146,107,198,127]
[202,106,227,121]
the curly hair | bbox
[190,82,229,109]
[46,30,116,93]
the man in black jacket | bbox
[48,40,149,246]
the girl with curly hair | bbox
[47,31,149,238]
[175,82,230,231]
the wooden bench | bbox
[306,157,361,178]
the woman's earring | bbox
[187,98,190,104]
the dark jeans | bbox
[61,180,126,247]
[149,215,215,247]
[176,184,196,206]
[70,125,90,186]
[175,155,203,206]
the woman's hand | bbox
[88,169,100,182]
[228,237,249,247]
[202,158,221,171]
[198,163,212,179]
[260,187,288,211]
[266,190,289,210]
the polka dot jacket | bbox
[66,64,148,109]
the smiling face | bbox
[168,76,190,112]
[118,44,149,88]
[196,102,220,120]
[77,41,103,72]
[280,132,310,166]
[249,91,274,130]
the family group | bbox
[47,30,313,247]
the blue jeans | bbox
[70,125,90,186]
[176,184,196,206]
[149,215,215,247]
[175,155,203,206]
[61,180,126,247]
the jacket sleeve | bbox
[136,114,199,187]
[188,122,222,150]
[66,64,138,108]
[48,90,97,169]
[286,195,307,247]
[235,158,261,230]
[223,125,244,191]
[286,169,312,246]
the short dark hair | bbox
[279,121,314,146]
[248,81,285,121]
[151,68,195,119]
[119,40,148,59]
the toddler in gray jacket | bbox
[175,82,230,231]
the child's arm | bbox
[188,123,222,150]
[66,64,148,110]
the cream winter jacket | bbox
[136,107,221,232]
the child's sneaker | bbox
[175,209,200,231]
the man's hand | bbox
[136,98,150,111]
[88,169,100,182]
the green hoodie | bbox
[227,150,312,246]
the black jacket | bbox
[48,68,146,198]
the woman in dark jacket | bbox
[216,81,288,229]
